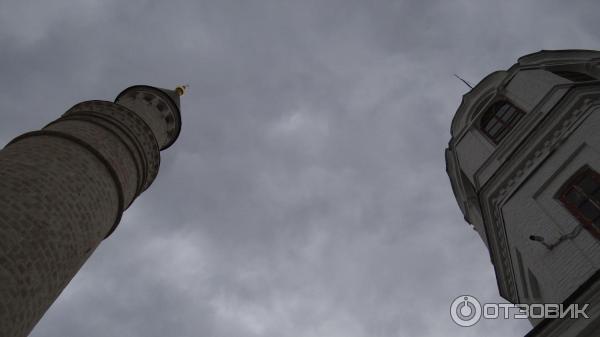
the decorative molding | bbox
[480,87,600,302]
[474,84,571,189]
[65,100,161,192]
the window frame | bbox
[479,100,525,145]
[557,166,600,239]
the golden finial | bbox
[175,84,189,97]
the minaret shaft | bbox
[0,86,181,337]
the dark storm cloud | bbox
[1,0,598,336]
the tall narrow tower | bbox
[0,85,185,337]
[446,50,600,336]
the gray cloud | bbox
[1,0,597,336]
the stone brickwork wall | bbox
[0,86,181,337]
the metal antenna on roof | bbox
[453,74,473,89]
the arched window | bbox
[480,101,524,144]
[558,167,600,238]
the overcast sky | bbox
[1,0,598,336]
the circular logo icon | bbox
[450,295,482,327]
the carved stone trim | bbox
[481,88,600,302]
[64,100,161,191]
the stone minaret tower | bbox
[446,50,600,336]
[0,85,185,337]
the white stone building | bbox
[446,50,600,336]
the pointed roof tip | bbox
[154,87,181,111]
[175,84,189,97]
[157,85,188,111]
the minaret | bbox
[0,85,186,337]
